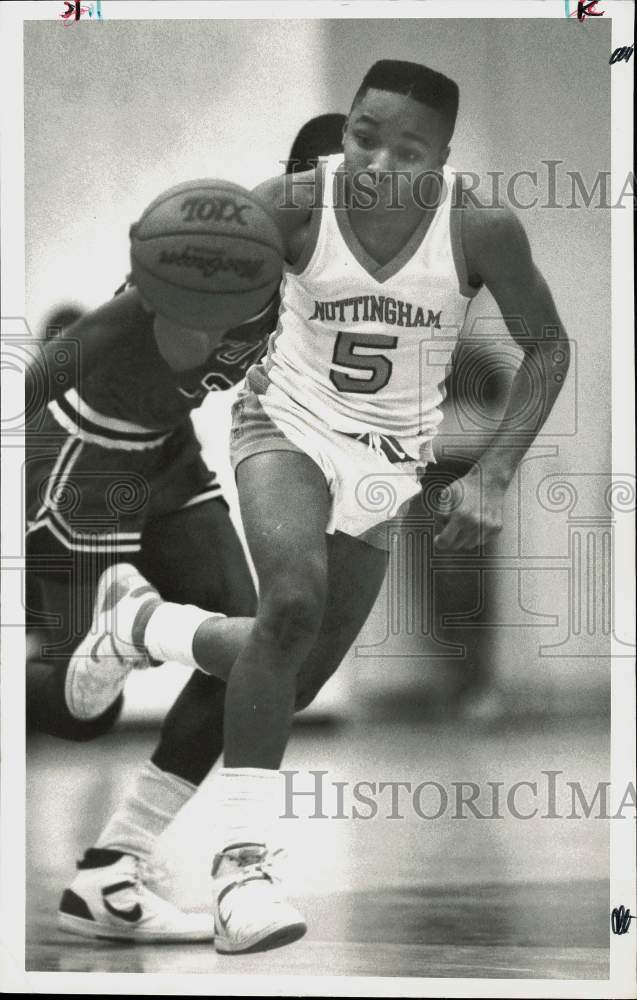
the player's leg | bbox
[61,497,256,943]
[26,549,216,940]
[223,449,331,768]
[31,559,214,943]
[180,527,387,712]
[211,449,393,954]
[143,496,257,782]
[136,524,387,714]
[92,498,257,860]
[209,449,331,953]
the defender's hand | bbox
[433,467,505,552]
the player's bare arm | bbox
[434,203,571,551]
[252,168,317,266]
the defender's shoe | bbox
[65,563,160,720]
[58,848,214,942]
[211,843,307,954]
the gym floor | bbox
[26,704,609,981]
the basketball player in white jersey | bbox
[82,60,570,952]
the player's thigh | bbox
[138,498,257,616]
[235,449,331,598]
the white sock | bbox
[213,767,282,855]
[95,761,196,860]
[143,602,222,670]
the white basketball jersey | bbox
[254,154,478,441]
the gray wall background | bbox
[24,17,613,717]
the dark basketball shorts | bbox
[25,391,227,661]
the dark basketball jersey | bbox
[25,285,279,553]
[72,283,279,431]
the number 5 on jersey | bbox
[329,332,398,394]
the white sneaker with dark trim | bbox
[211,843,306,953]
[58,849,214,942]
[65,562,160,720]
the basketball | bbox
[129,179,284,330]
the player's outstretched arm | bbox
[25,288,141,415]
[435,203,571,551]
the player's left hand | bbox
[433,466,505,552]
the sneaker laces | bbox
[134,856,171,891]
[255,846,287,883]
[105,855,189,923]
[230,846,288,891]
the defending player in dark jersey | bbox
[26,280,276,940]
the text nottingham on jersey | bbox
[309,296,442,329]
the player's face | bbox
[138,293,228,341]
[343,88,450,208]
[152,313,229,344]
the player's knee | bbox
[63,718,115,742]
[66,694,124,741]
[257,587,325,654]
[28,693,124,742]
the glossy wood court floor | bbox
[26,702,609,982]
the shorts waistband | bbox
[49,389,171,451]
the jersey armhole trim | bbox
[450,174,482,300]
[286,160,326,277]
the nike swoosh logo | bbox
[102,893,143,923]
[89,632,124,664]
[217,904,231,932]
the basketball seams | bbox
[133,230,281,254]
[130,253,280,295]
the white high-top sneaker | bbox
[211,843,306,953]
[65,563,160,720]
[58,848,214,942]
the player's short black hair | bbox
[286,113,347,174]
[352,60,459,142]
